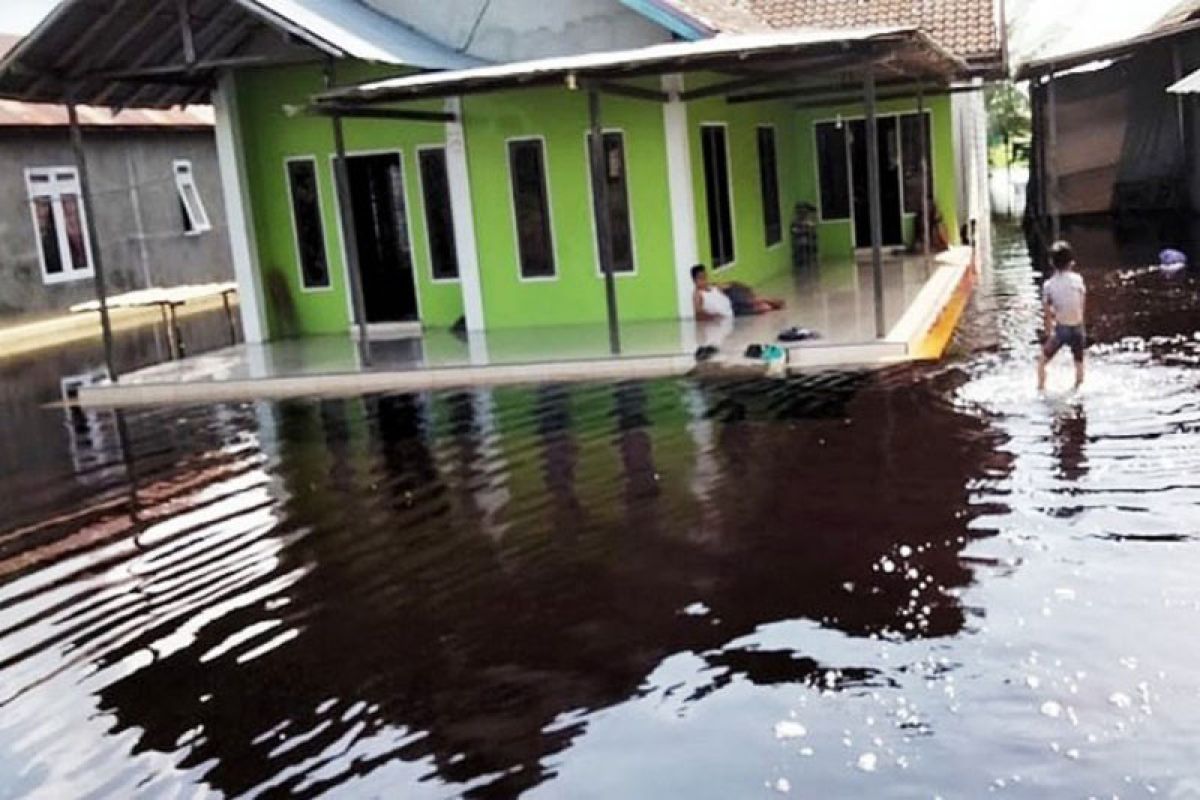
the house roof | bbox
[1018,15,1200,79]
[632,0,999,63]
[0,0,478,110]
[0,33,214,127]
[317,27,968,106]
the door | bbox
[344,153,419,324]
[849,118,903,248]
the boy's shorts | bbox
[1044,324,1086,362]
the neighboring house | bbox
[0,33,231,322]
[1020,2,1200,223]
[0,1,1000,343]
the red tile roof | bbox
[657,0,999,61]
[0,33,214,128]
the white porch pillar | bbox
[445,96,486,333]
[662,73,699,321]
[213,72,267,344]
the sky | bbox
[0,0,1191,64]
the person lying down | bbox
[691,264,785,321]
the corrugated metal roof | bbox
[318,27,967,105]
[0,0,477,109]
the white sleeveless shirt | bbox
[698,287,733,318]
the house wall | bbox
[361,0,669,62]
[234,63,461,339]
[0,128,231,321]
[461,84,679,328]
[685,79,802,288]
[794,93,961,261]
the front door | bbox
[849,117,903,248]
[344,153,419,324]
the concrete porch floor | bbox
[76,247,975,407]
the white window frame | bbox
[173,159,212,235]
[505,136,559,283]
[25,166,95,285]
[415,145,462,285]
[285,155,333,293]
[756,123,783,250]
[582,128,639,279]
[698,122,737,272]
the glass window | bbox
[587,130,635,274]
[815,122,851,221]
[900,112,933,215]
[508,139,556,279]
[418,148,460,281]
[286,158,331,290]
[757,126,782,247]
[174,160,211,235]
[700,124,734,268]
[25,167,93,284]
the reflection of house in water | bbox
[85,372,1011,797]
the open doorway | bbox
[340,152,419,324]
[849,117,903,248]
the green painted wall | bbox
[685,76,801,287]
[461,85,678,328]
[234,63,463,338]
[794,94,960,262]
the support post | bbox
[864,71,886,339]
[588,89,622,355]
[1046,72,1060,241]
[918,84,931,277]
[68,102,119,382]
[326,63,371,366]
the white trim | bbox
[581,127,639,279]
[173,158,212,236]
[283,155,334,293]
[414,144,462,285]
[505,135,559,283]
[697,121,736,272]
[445,96,485,332]
[24,165,95,285]
[327,148,425,324]
[214,73,267,344]
[662,73,699,321]
[755,123,784,249]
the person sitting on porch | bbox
[691,265,785,321]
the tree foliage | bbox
[986,82,1031,148]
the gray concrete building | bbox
[0,34,232,323]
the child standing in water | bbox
[1038,240,1088,392]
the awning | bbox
[0,0,478,110]
[315,27,968,107]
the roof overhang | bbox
[314,27,969,108]
[1017,17,1200,80]
[0,0,478,110]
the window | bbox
[586,130,635,274]
[900,112,933,215]
[815,122,851,220]
[757,126,782,247]
[700,124,734,268]
[418,148,459,281]
[507,138,555,279]
[285,158,331,290]
[173,160,211,235]
[25,167,93,284]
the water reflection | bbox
[3,222,1200,796]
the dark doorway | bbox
[849,118,903,248]
[342,153,418,324]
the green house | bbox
[0,0,1002,351]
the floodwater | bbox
[2,221,1200,798]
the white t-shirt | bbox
[698,287,733,318]
[1044,270,1086,326]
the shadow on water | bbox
[2,220,1200,797]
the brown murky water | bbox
[2,222,1200,798]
